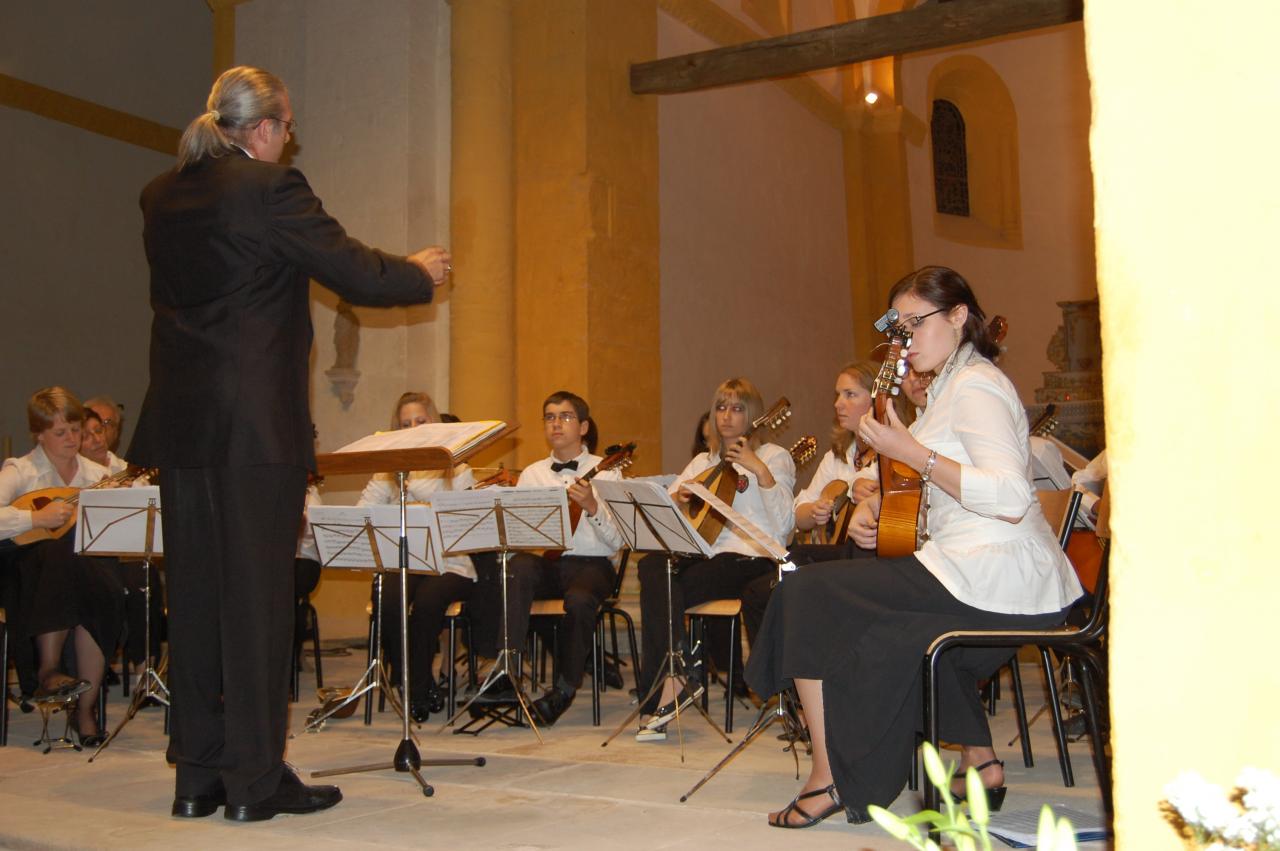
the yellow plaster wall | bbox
[512,0,660,472]
[1083,3,1280,845]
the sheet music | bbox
[428,487,569,555]
[308,504,439,572]
[76,486,163,556]
[593,479,711,557]
[679,481,790,562]
[335,420,506,456]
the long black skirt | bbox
[17,535,124,660]
[744,556,1065,813]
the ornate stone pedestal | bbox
[1029,299,1105,459]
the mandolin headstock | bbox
[593,442,637,478]
[789,435,818,467]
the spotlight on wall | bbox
[864,91,880,105]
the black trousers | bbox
[373,571,476,700]
[471,552,614,692]
[160,464,307,805]
[636,551,774,714]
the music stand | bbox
[594,479,730,761]
[302,502,436,732]
[430,486,571,742]
[307,423,515,796]
[654,480,810,800]
[73,486,168,761]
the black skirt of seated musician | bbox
[470,551,615,693]
[746,557,1068,816]
[372,570,476,716]
[636,551,776,714]
[17,535,125,726]
[737,540,875,663]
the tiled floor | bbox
[0,648,1110,849]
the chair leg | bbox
[97,681,107,732]
[591,627,601,726]
[1,623,9,747]
[1073,648,1113,815]
[1008,657,1034,768]
[922,650,942,814]
[290,626,300,703]
[1039,646,1075,787]
[447,620,458,717]
[364,612,376,726]
[725,616,737,733]
[309,604,323,690]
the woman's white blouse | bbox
[358,465,478,580]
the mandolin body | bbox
[11,487,80,546]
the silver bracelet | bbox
[920,450,938,483]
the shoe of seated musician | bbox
[644,680,705,730]
[634,725,667,743]
[224,767,342,822]
[602,663,625,691]
[531,686,575,727]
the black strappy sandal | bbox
[768,784,846,829]
[952,758,1008,811]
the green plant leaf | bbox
[1037,805,1057,848]
[903,810,944,825]
[868,806,915,841]
[923,743,953,790]
[966,767,989,823]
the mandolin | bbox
[687,398,792,547]
[12,466,155,546]
[565,442,636,534]
[471,464,519,489]
[870,317,923,558]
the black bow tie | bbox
[550,459,579,473]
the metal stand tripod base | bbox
[311,737,485,797]
[89,656,171,761]
[438,650,542,742]
[680,687,807,802]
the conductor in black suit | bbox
[128,66,450,822]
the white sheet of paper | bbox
[428,487,569,554]
[308,504,439,572]
[593,479,711,558]
[679,481,789,562]
[76,486,163,556]
[334,420,506,456]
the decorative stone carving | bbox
[1030,299,1105,458]
[325,300,361,409]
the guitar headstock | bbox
[872,318,913,401]
[751,397,792,434]
[1029,404,1058,438]
[597,441,637,475]
[789,435,818,467]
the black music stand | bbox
[431,486,571,741]
[73,486,170,761]
[595,479,730,761]
[307,424,515,795]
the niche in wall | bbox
[927,55,1022,249]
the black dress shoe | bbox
[224,769,342,822]
[531,687,574,727]
[173,784,227,818]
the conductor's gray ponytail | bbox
[177,66,287,170]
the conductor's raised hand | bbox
[857,400,919,464]
[567,478,599,516]
[408,245,452,286]
[32,500,74,530]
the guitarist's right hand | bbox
[809,497,834,526]
[849,497,880,550]
[674,481,695,504]
[32,501,74,529]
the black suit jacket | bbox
[128,149,431,471]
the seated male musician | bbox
[470,391,624,726]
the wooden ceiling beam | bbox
[633,0,1082,94]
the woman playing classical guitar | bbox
[0,387,124,746]
[634,377,795,740]
[745,267,1083,827]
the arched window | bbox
[931,99,969,217]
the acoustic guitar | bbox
[12,466,154,546]
[866,315,922,557]
[687,398,792,546]
[788,435,818,468]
